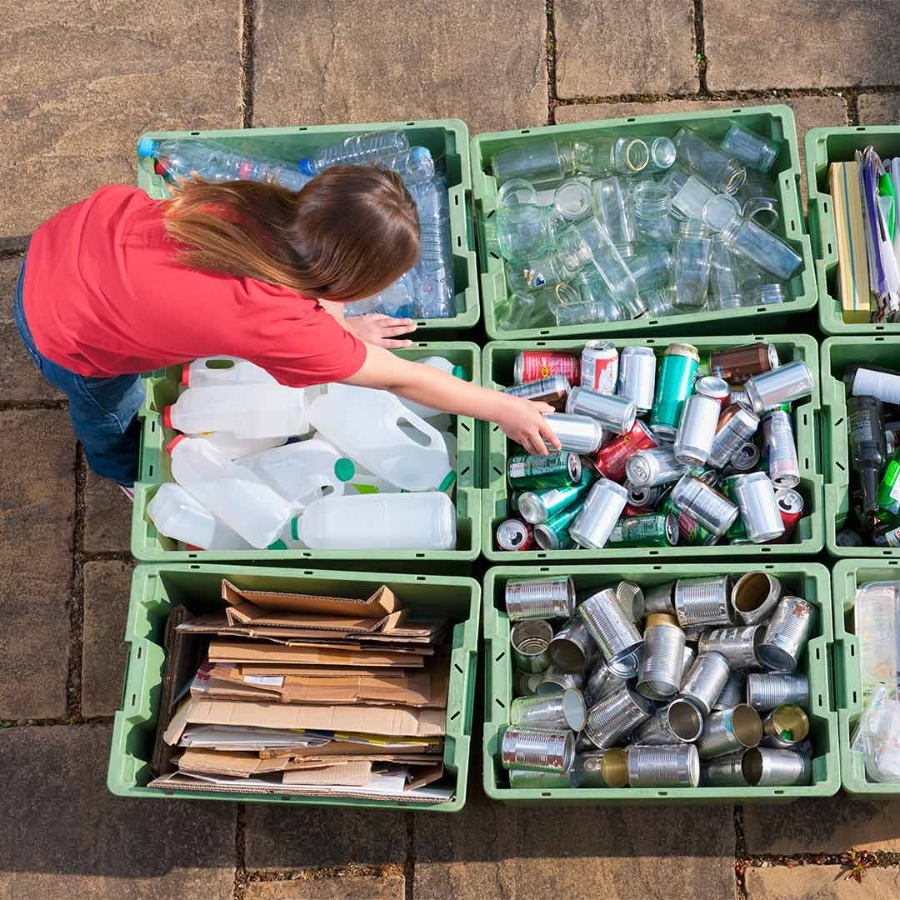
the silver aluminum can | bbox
[626,482,662,509]
[763,409,800,489]
[577,587,643,662]
[755,748,812,786]
[506,576,576,620]
[745,360,815,414]
[616,580,644,622]
[510,620,553,674]
[508,768,573,788]
[713,671,747,711]
[758,596,815,672]
[729,387,753,409]
[746,673,810,711]
[584,685,654,749]
[730,441,761,472]
[707,405,760,468]
[496,518,533,551]
[617,346,657,413]
[674,575,732,627]
[731,571,782,625]
[776,487,803,522]
[581,339,619,394]
[696,375,730,405]
[670,474,739,537]
[506,374,570,403]
[674,394,721,466]
[761,703,809,748]
[501,727,575,772]
[697,704,763,758]
[573,748,630,788]
[681,651,731,717]
[699,626,765,671]
[642,581,676,618]
[570,479,629,549]
[549,617,596,672]
[626,447,689,488]
[510,688,587,732]
[637,614,686,699]
[513,670,542,697]
[731,471,785,543]
[701,749,759,786]
[585,659,628,705]
[627,744,700,788]
[633,697,703,745]
[542,412,604,454]
[680,644,697,687]
[536,666,586,695]
[566,386,637,435]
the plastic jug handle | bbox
[395,415,441,449]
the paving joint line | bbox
[692,0,708,94]
[0,716,112,728]
[846,90,861,126]
[64,445,87,722]
[734,804,748,899]
[240,0,255,128]
[233,804,248,900]
[244,865,406,883]
[404,811,415,899]
[553,85,891,106]
[742,850,900,870]
[0,243,27,259]
[545,0,557,125]
[0,400,68,412]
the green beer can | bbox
[508,450,583,490]
[650,343,700,440]
[534,503,582,550]
[517,470,594,524]
[607,512,679,548]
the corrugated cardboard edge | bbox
[221,579,399,618]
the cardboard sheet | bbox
[221,579,399,617]
[207,640,423,667]
[282,760,373,787]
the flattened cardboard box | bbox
[207,640,423,667]
[222,579,400,619]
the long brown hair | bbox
[162,165,420,302]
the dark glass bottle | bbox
[848,395,886,516]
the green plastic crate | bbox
[131,342,481,564]
[136,119,479,331]
[482,334,823,561]
[831,559,900,794]
[108,564,480,812]
[821,336,900,557]
[806,125,900,335]
[484,563,839,805]
[471,105,816,340]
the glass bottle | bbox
[707,237,743,310]
[849,395,886,516]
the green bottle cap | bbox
[334,458,355,482]
[451,364,466,380]
[268,539,288,551]
[439,470,457,493]
[290,516,301,542]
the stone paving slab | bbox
[0,723,236,899]
[745,864,900,900]
[83,470,133,555]
[0,410,74,720]
[743,796,900,855]
[858,93,900,126]
[81,560,133,718]
[705,1,900,91]
[0,0,242,240]
[245,875,405,900]
[554,0,697,98]
[253,0,549,135]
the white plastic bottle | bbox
[163,384,308,439]
[287,492,456,550]
[181,356,276,389]
[167,436,292,548]
[146,482,252,550]
[307,383,452,491]
[242,438,355,512]
[192,431,287,461]
[396,357,466,419]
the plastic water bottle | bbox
[286,491,456,550]
[297,131,410,176]
[242,438,355,512]
[308,383,452,491]
[163,384,308,439]
[182,357,276,389]
[397,357,465,419]
[167,436,292,548]
[408,177,455,318]
[344,273,417,318]
[378,147,436,184]
[137,137,311,192]
[192,431,287,461]
[147,482,252,550]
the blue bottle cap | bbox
[298,157,316,176]
[137,136,159,159]
[411,146,432,165]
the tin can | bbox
[628,744,700,788]
[745,360,814,414]
[680,643,697,684]
[536,666,586,695]
[507,768,573,788]
[518,471,593,525]
[697,704,763,758]
[714,671,747,711]
[501,727,575,772]
[758,596,815,672]
[730,441,761,472]
[570,479,629,549]
[577,587,644,664]
[681,651,731,717]
[674,393,721,466]
[508,450,582,490]
[699,625,765,670]
[674,575,731,627]
[505,375,570,410]
[775,488,803,539]
[701,749,759,786]
[637,613,686,699]
[729,387,753,409]
[730,471,784,543]
[763,706,810,749]
[746,673,810,711]
[496,518,537,552]
[573,748,630,788]
[626,447,687,487]
[513,670,542,697]
[617,346,657,413]
[583,685,654,749]
[755,748,812,786]
[616,580,644,621]
[650,343,701,439]
[709,342,779,384]
[514,351,581,386]
[731,571,781,625]
[707,405,760,468]
[670,474,739,537]
[549,618,596,672]
[626,482,662,510]
[542,413,604,454]
[567,386,636,435]
[762,409,800,489]
[510,688,587,732]
[696,375,731,407]
[608,512,679,548]
[585,659,629,705]
[510,620,553,673]
[581,340,619,394]
[642,581,676,617]
[594,420,659,481]
[506,576,576,621]
[534,504,581,551]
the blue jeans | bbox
[14,256,143,486]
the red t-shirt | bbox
[23,185,367,387]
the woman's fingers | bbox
[380,338,414,349]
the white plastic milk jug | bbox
[146,482,252,550]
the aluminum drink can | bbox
[650,343,701,438]
[707,404,760,468]
[569,479,629,549]
[607,512,679,548]
[514,351,581,385]
[542,412,604,453]
[745,360,814,414]
[763,409,800,489]
[581,340,619,394]
[626,446,688,487]
[518,471,593,524]
[758,596,815,672]
[730,441,761,472]
[729,387,753,409]
[509,491,521,513]
[661,497,720,546]
[508,450,582,490]
[674,393,721,466]
[731,471,785,543]
[670,474,739,537]
[567,386,636,435]
[775,488,803,538]
[709,342,779,384]
[594,419,659,481]
[696,375,731,407]
[617,346,657,412]
[533,503,581,550]
[505,375,570,410]
[506,576,576,620]
[626,482,662,510]
[496,518,537,551]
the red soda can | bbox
[773,488,803,542]
[514,352,580,386]
[496,518,537,551]
[593,420,659,482]
[581,340,619,394]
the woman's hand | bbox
[494,396,562,456]
[346,314,417,348]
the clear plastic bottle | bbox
[407,177,455,318]
[720,124,780,173]
[707,237,744,310]
[167,436,292,548]
[344,274,417,318]
[718,211,803,280]
[591,177,636,247]
[163,384,308,439]
[376,146,435,183]
[672,221,713,310]
[297,130,410,176]
[182,356,276,389]
[673,127,747,194]
[572,137,650,176]
[147,482,253,550]
[192,431,287,461]
[287,491,456,550]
